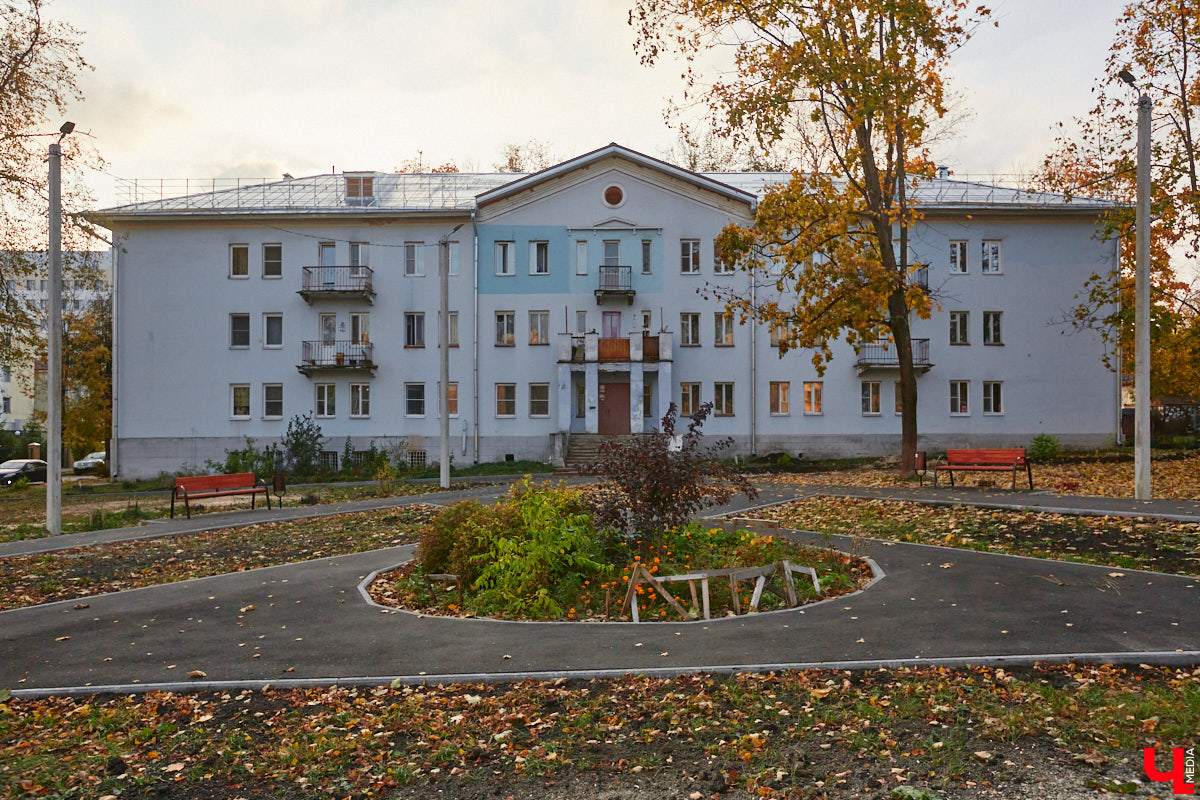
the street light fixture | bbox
[46,121,73,534]
[439,223,464,489]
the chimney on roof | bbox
[937,165,949,181]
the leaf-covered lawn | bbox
[0,506,439,611]
[1,664,1196,799]
[749,496,1200,575]
[757,450,1200,500]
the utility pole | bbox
[1134,90,1153,499]
[46,122,72,535]
[438,224,463,489]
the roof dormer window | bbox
[345,175,375,206]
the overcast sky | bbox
[53,0,1130,209]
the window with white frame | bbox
[231,384,250,419]
[575,310,587,334]
[230,244,249,278]
[495,383,516,417]
[769,381,790,415]
[680,239,700,274]
[495,241,515,276]
[441,311,459,347]
[575,241,587,275]
[263,384,283,419]
[404,242,423,277]
[529,310,549,345]
[350,242,370,276]
[530,241,549,275]
[405,383,425,416]
[529,383,550,417]
[949,240,968,274]
[230,313,250,348]
[443,381,459,416]
[350,312,369,344]
[602,240,620,267]
[350,383,371,418]
[949,311,969,345]
[950,380,969,415]
[405,312,424,347]
[640,310,652,332]
[714,382,734,416]
[981,240,1002,274]
[769,322,788,348]
[983,311,1003,345]
[345,175,373,204]
[641,240,652,274]
[713,240,733,274]
[680,312,700,346]
[714,312,734,346]
[495,311,515,346]
[319,312,336,344]
[680,382,700,417]
[803,381,823,414]
[262,244,282,278]
[315,383,335,418]
[263,313,283,348]
[983,381,1003,414]
[861,380,881,415]
[448,241,460,276]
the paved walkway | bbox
[2,480,1197,696]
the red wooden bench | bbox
[171,473,271,519]
[932,448,1033,490]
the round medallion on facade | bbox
[603,184,625,207]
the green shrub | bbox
[1029,434,1061,460]
[206,436,281,480]
[283,413,325,475]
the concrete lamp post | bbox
[47,121,74,535]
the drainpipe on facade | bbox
[749,270,757,456]
[1113,232,1125,446]
[109,243,119,477]
[471,210,480,464]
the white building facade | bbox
[92,145,1120,478]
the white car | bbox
[72,451,107,474]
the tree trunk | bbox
[889,289,919,475]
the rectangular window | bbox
[983,311,1003,345]
[641,239,652,274]
[981,240,1002,274]
[950,380,969,415]
[404,242,423,277]
[680,312,700,346]
[643,382,653,418]
[983,381,1003,414]
[442,311,459,347]
[949,240,968,274]
[529,383,550,417]
[262,244,282,278]
[263,384,283,419]
[230,313,250,348]
[405,312,425,347]
[894,382,904,415]
[230,244,249,278]
[575,382,586,418]
[444,381,459,416]
[1,397,8,414]
[345,175,373,203]
[405,383,425,417]
[448,241,460,276]
[803,381,823,414]
[713,240,733,274]
[231,384,250,419]
[769,381,790,415]
[349,242,369,276]
[602,240,620,266]
[714,312,734,346]
[319,312,336,344]
[315,384,335,418]
[350,383,371,418]
[496,241,515,275]
[495,311,515,346]
[495,383,516,417]
[530,241,549,275]
[861,381,881,415]
[350,312,369,344]
[680,239,700,274]
[769,322,788,348]
[949,311,969,345]
[575,240,587,275]
[640,310,652,332]
[575,310,587,334]
[680,382,701,417]
[263,313,283,348]
[529,310,549,345]
[714,382,734,416]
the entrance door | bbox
[598,382,630,435]
[320,243,336,287]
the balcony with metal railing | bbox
[854,338,931,375]
[298,340,376,376]
[299,267,375,303]
[560,332,671,364]
[595,265,635,304]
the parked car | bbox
[0,459,48,485]
[72,451,107,474]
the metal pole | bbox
[438,235,452,489]
[1134,93,1152,500]
[46,143,63,534]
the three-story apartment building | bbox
[91,144,1120,478]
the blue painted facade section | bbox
[476,225,570,295]
[565,229,664,296]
